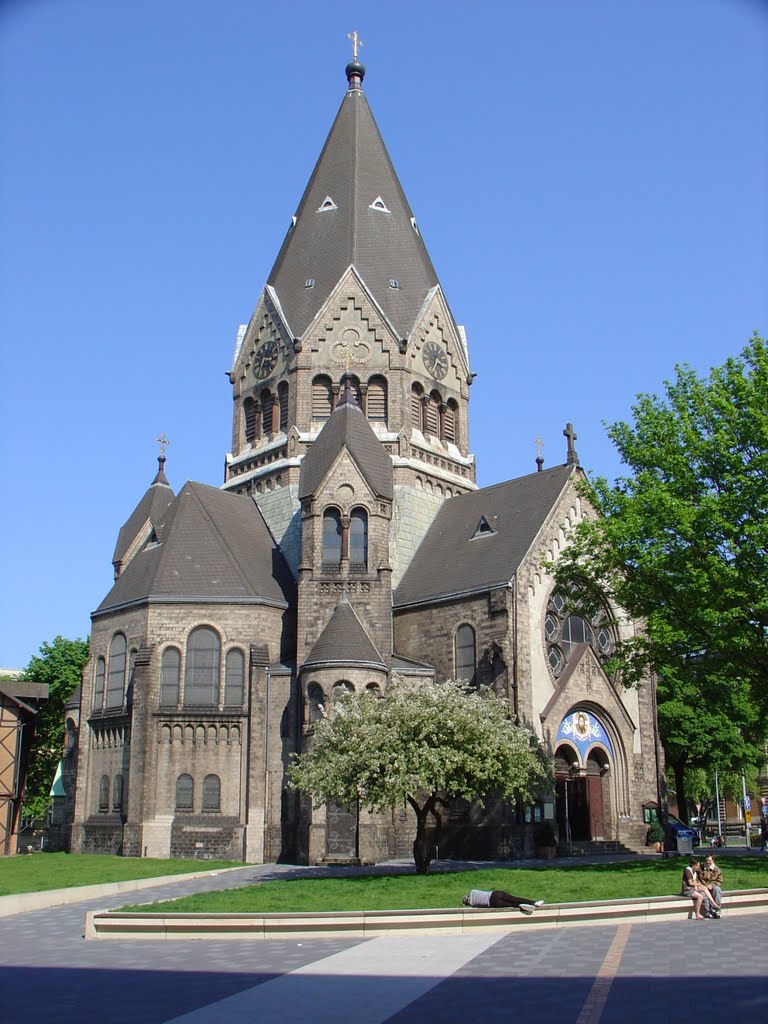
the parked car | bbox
[666,814,699,849]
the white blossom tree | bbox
[288,676,552,873]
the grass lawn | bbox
[122,856,768,914]
[0,852,238,896]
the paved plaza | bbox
[1,865,766,1024]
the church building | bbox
[66,56,660,864]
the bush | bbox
[535,822,557,847]
[646,821,664,845]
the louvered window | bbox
[411,387,423,430]
[313,377,333,420]
[261,391,273,435]
[444,402,456,443]
[243,398,257,442]
[278,382,289,432]
[424,395,440,436]
[160,647,181,705]
[367,377,387,422]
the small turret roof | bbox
[303,595,385,670]
[112,457,175,566]
[299,392,393,500]
[266,62,442,340]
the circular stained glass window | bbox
[545,589,615,678]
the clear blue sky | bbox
[1,0,766,669]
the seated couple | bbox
[682,856,723,919]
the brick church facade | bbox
[63,58,660,863]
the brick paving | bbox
[0,861,766,1024]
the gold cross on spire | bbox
[534,434,544,459]
[347,30,363,61]
[155,433,170,458]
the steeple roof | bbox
[112,456,175,567]
[267,62,441,340]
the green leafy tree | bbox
[288,676,552,873]
[21,636,89,818]
[551,334,768,822]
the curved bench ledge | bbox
[85,889,768,940]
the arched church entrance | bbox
[554,710,614,846]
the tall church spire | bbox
[266,60,441,341]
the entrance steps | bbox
[566,839,646,856]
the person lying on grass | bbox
[462,889,544,914]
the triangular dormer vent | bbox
[369,196,391,213]
[317,196,337,212]
[410,216,419,234]
[143,528,160,550]
[471,516,496,539]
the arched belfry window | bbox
[184,627,221,705]
[411,384,424,430]
[106,633,126,708]
[425,392,440,436]
[349,507,368,565]
[278,381,289,432]
[243,397,257,443]
[261,389,274,436]
[367,376,387,423]
[455,624,476,685]
[160,647,181,705]
[322,508,342,565]
[306,683,325,724]
[312,375,333,420]
[444,399,458,444]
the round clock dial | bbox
[252,340,279,380]
[422,341,448,379]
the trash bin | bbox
[677,836,693,856]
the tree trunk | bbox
[408,794,440,874]
[673,760,689,825]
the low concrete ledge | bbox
[85,888,768,940]
[0,866,244,918]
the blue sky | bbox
[1,0,766,669]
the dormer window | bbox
[369,196,391,213]
[305,279,315,288]
[317,196,337,212]
[472,516,496,539]
[410,216,419,233]
[389,279,400,289]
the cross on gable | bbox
[563,423,579,466]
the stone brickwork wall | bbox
[170,817,243,860]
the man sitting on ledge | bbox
[462,889,543,915]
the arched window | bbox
[424,392,440,436]
[112,773,123,811]
[278,381,289,432]
[365,682,382,698]
[224,648,245,706]
[332,681,354,702]
[411,384,424,430]
[349,507,368,565]
[126,648,137,705]
[261,389,273,436]
[307,683,325,723]
[184,627,221,705]
[322,508,342,565]
[175,774,194,812]
[444,399,458,444]
[561,615,592,656]
[455,624,476,685]
[243,397,257,443]
[312,375,333,420]
[544,588,616,678]
[367,376,387,423]
[202,774,221,812]
[94,658,105,710]
[99,775,110,812]
[106,633,126,708]
[160,647,181,705]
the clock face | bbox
[252,340,279,380]
[422,340,448,380]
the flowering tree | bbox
[288,676,552,873]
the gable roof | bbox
[266,65,442,341]
[112,465,175,566]
[298,398,393,500]
[303,596,386,670]
[95,482,294,616]
[394,465,575,608]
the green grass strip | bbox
[121,857,768,914]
